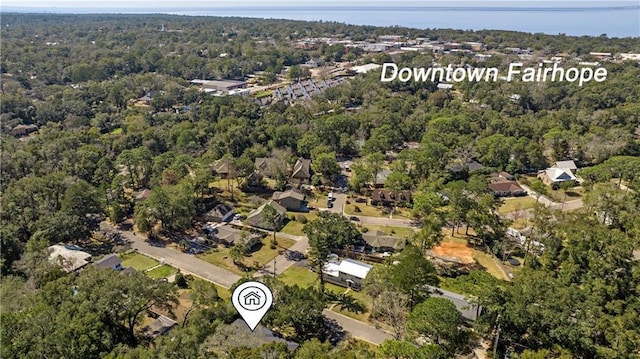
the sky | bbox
[2,0,636,9]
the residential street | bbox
[100,221,392,345]
[323,309,392,345]
[100,222,241,288]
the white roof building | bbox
[323,258,373,279]
[48,244,92,272]
[545,167,577,183]
[351,63,382,74]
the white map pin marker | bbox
[232,281,273,331]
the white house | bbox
[323,258,373,290]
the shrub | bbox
[175,273,188,288]
[362,227,369,233]
[297,214,308,224]
[353,205,361,213]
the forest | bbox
[1,13,640,358]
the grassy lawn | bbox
[279,266,319,288]
[281,212,318,236]
[199,237,295,275]
[246,237,296,265]
[120,252,159,271]
[330,288,373,322]
[146,264,176,279]
[344,203,411,219]
[497,196,537,214]
[511,218,532,230]
[548,186,584,203]
[473,251,509,281]
[279,267,373,322]
[359,224,416,238]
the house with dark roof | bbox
[488,180,526,197]
[361,231,406,253]
[291,158,312,183]
[143,315,178,339]
[448,159,485,174]
[498,171,515,181]
[272,189,306,212]
[94,254,123,270]
[210,225,261,249]
[246,201,287,230]
[211,158,234,178]
[204,204,235,223]
[371,189,413,206]
[254,157,285,178]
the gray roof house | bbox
[232,319,299,351]
[246,201,287,230]
[361,231,406,252]
[94,254,123,270]
[272,189,306,212]
[291,158,312,183]
[144,315,178,339]
[204,204,235,223]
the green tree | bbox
[261,203,283,246]
[303,212,360,290]
[407,297,470,355]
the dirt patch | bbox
[432,242,475,264]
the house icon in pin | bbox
[243,291,261,306]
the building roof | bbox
[254,157,282,176]
[213,225,258,246]
[144,315,178,338]
[231,319,299,350]
[488,181,524,193]
[375,170,392,185]
[361,231,406,250]
[48,244,92,273]
[553,160,577,171]
[272,189,305,202]
[498,171,514,180]
[94,254,122,270]
[323,258,373,279]
[250,200,287,218]
[207,204,234,219]
[449,159,485,173]
[545,168,577,182]
[425,285,480,321]
[291,158,311,179]
[212,158,234,175]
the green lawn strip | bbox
[497,196,537,214]
[359,224,416,238]
[548,187,584,203]
[345,203,410,219]
[281,212,317,236]
[120,252,159,271]
[245,237,296,265]
[278,266,318,288]
[146,264,176,279]
[197,249,247,275]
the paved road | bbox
[323,309,392,345]
[101,221,392,345]
[100,222,241,288]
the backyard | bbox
[497,196,537,214]
[120,252,159,271]
[344,203,411,219]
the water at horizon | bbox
[3,5,639,37]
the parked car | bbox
[233,214,246,221]
[349,216,360,221]
[327,201,334,208]
[355,197,367,203]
